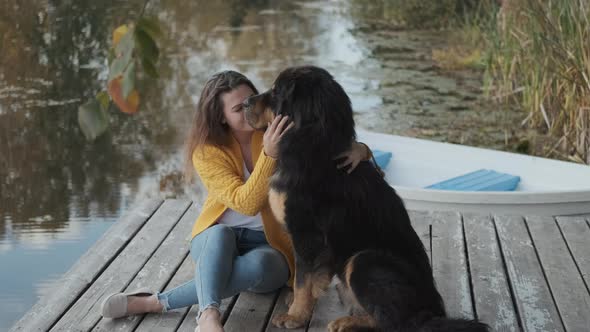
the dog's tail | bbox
[345,250,489,332]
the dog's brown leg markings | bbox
[327,315,377,332]
[310,270,332,299]
[272,271,332,329]
[344,254,357,287]
[335,279,367,316]
[272,274,314,328]
[284,289,294,306]
[343,253,362,307]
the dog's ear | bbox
[275,82,296,118]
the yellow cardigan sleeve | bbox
[193,145,276,216]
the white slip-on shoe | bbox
[100,287,154,319]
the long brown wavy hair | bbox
[184,70,259,181]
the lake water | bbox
[0,0,525,329]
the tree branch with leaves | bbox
[78,16,162,140]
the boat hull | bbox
[358,130,590,216]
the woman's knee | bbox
[190,224,236,260]
[249,248,289,293]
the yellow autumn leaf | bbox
[113,24,129,47]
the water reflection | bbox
[0,0,524,329]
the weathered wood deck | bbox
[10,199,590,332]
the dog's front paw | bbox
[284,291,294,307]
[272,313,307,329]
[327,316,360,332]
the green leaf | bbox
[134,28,159,63]
[137,17,162,40]
[115,28,135,58]
[78,99,109,140]
[108,47,134,83]
[122,62,136,99]
[107,48,115,66]
[109,57,128,81]
[141,56,159,78]
[96,91,110,110]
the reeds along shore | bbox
[485,0,590,164]
[370,0,590,164]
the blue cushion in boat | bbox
[372,149,393,169]
[426,169,520,191]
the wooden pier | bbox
[10,199,590,331]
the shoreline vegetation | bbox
[374,0,590,164]
[487,0,589,165]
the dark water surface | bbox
[0,0,524,329]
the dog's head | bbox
[243,66,355,154]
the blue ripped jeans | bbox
[157,224,289,316]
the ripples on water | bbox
[0,0,525,329]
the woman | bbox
[101,70,372,332]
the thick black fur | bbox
[247,66,489,332]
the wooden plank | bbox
[556,215,590,291]
[559,213,590,219]
[431,211,474,319]
[50,199,191,331]
[463,213,518,331]
[494,215,564,332]
[223,290,278,332]
[132,255,194,331]
[176,305,200,332]
[176,295,238,332]
[9,199,163,332]
[526,216,590,331]
[307,281,349,332]
[92,203,199,331]
[408,210,432,264]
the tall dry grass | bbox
[485,0,590,163]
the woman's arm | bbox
[335,141,372,173]
[193,147,276,216]
[193,116,293,216]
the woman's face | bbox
[221,84,256,134]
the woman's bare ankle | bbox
[199,308,220,321]
[127,294,163,315]
[198,308,223,331]
[147,295,164,313]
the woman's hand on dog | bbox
[263,115,294,159]
[335,142,370,174]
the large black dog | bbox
[243,66,488,332]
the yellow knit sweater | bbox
[191,131,294,285]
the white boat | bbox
[357,129,590,216]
